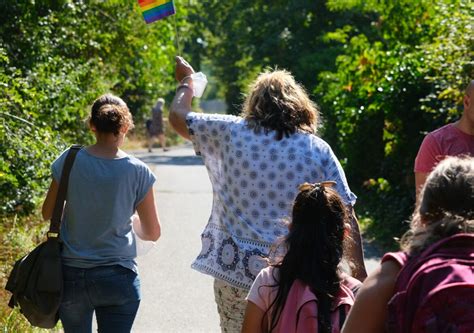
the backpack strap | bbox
[338,305,346,330]
[416,233,474,261]
[382,251,409,267]
[48,145,82,239]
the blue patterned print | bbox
[186,112,356,289]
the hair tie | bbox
[298,181,336,197]
[320,181,336,188]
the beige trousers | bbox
[213,279,249,333]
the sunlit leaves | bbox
[0,1,188,216]
[317,0,471,245]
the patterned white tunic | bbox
[186,112,356,289]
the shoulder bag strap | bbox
[48,144,82,239]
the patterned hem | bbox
[191,262,251,290]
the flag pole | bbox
[173,14,181,56]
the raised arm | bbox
[169,56,195,140]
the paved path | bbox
[128,143,382,333]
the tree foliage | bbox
[1,0,472,246]
[0,1,185,216]
[189,0,473,245]
[316,0,473,244]
[187,0,374,114]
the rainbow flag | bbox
[138,0,175,24]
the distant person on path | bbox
[169,56,367,332]
[242,182,361,333]
[342,156,474,333]
[147,97,169,152]
[42,94,161,332]
[414,80,474,199]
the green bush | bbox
[0,1,187,217]
[317,0,473,246]
[190,0,473,245]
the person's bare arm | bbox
[415,171,428,202]
[169,56,195,140]
[241,301,266,333]
[42,179,59,220]
[135,187,161,241]
[347,208,368,281]
[342,260,400,333]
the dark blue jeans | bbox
[60,265,141,333]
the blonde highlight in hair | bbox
[402,156,474,254]
[242,69,319,140]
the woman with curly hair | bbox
[170,56,366,332]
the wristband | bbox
[176,84,193,94]
[180,75,193,84]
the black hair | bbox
[264,182,349,333]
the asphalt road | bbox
[128,143,382,333]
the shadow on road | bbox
[138,154,204,166]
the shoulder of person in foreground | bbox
[128,154,152,168]
[341,260,401,333]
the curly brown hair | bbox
[242,69,320,140]
[89,94,134,136]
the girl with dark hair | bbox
[42,94,161,332]
[242,182,361,333]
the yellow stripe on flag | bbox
[140,0,170,12]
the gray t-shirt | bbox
[52,148,156,272]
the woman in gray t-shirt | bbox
[42,94,161,332]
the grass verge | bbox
[0,215,63,332]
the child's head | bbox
[89,94,134,136]
[287,182,349,272]
[419,156,473,221]
[403,156,474,253]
